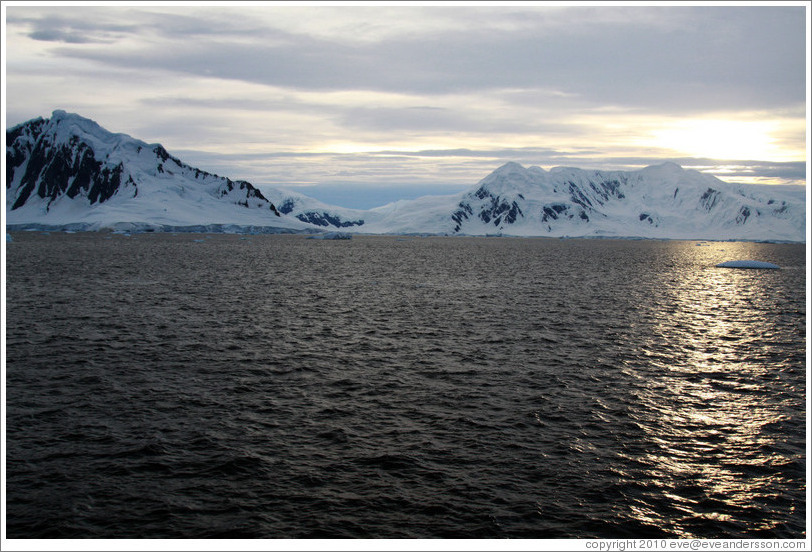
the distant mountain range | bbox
[6,111,806,241]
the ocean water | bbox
[4,232,806,539]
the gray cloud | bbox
[333,105,577,135]
[8,12,139,43]
[32,6,802,115]
[135,91,578,139]
[28,29,97,44]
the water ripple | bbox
[5,233,806,538]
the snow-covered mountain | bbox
[5,111,806,241]
[261,187,378,230]
[5,110,310,232]
[359,161,805,241]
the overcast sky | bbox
[3,2,808,208]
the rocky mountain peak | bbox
[6,111,284,223]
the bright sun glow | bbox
[647,119,782,161]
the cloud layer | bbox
[4,4,807,208]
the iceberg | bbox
[715,260,780,269]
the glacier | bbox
[5,110,806,242]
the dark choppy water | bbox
[5,232,806,539]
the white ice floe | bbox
[715,260,780,269]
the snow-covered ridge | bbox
[6,110,310,232]
[5,111,806,241]
[270,159,804,241]
[261,187,378,229]
[394,160,804,241]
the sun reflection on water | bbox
[621,242,803,538]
